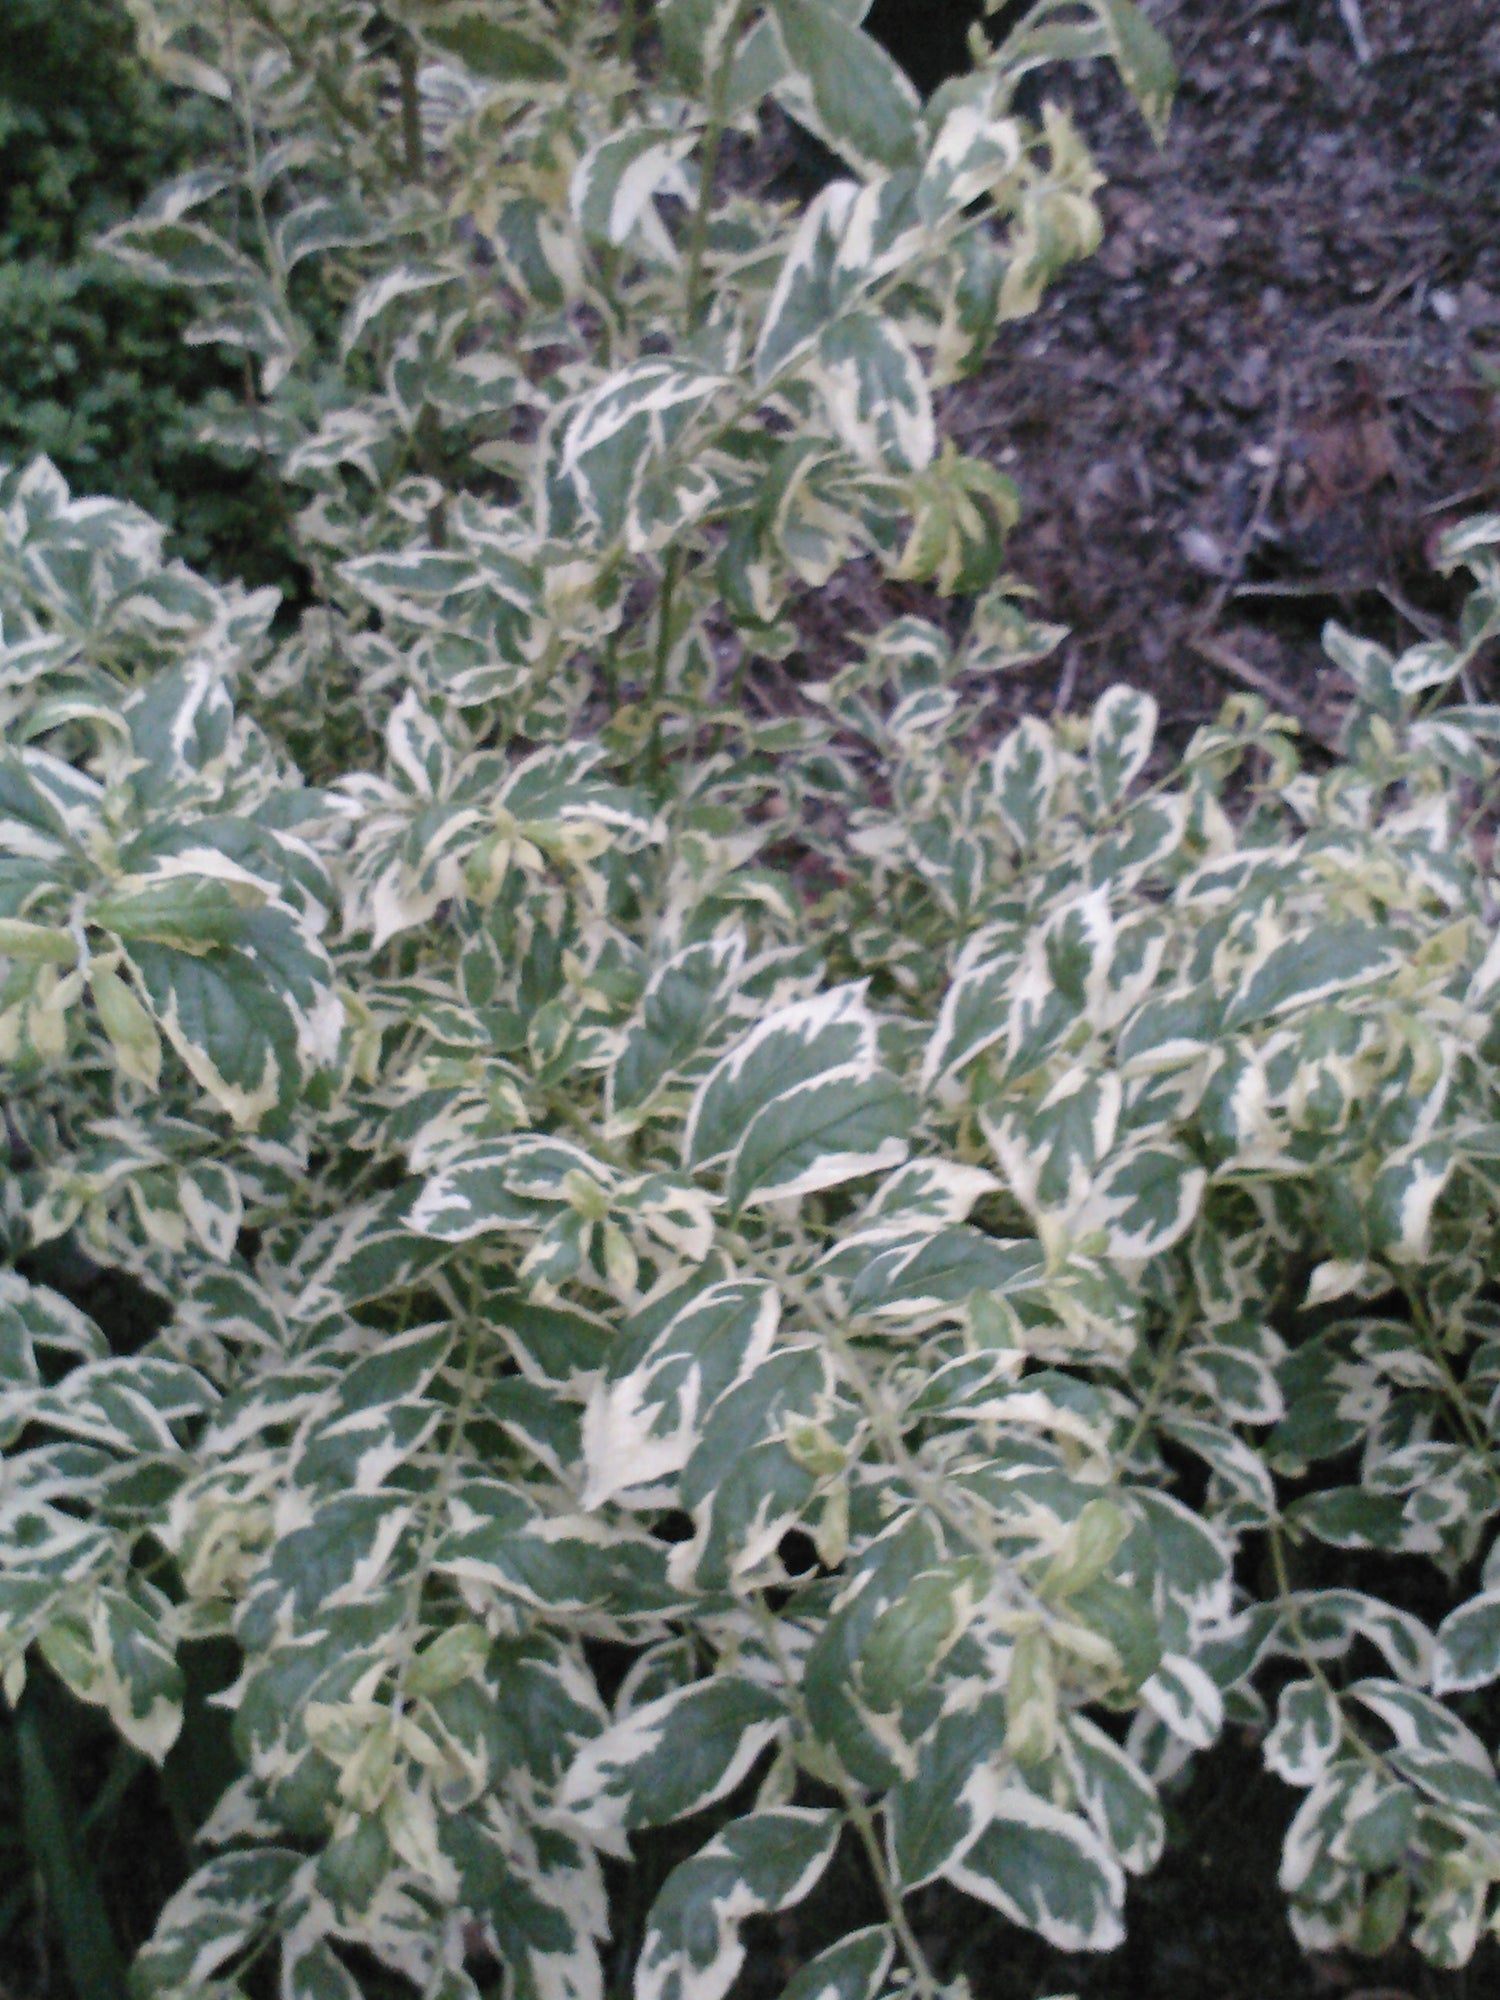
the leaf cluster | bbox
[5,3,1500,1996]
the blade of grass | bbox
[16,1694,129,2000]
[78,1738,145,1842]
[0,1878,30,1946]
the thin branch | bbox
[1231,578,1355,601]
[1396,1276,1500,1505]
[683,0,759,324]
[1417,481,1500,519]
[1189,371,1292,643]
[1270,1525,1388,1776]
[752,1602,940,2000]
[1051,639,1080,718]
[1375,582,1445,643]
[1190,633,1341,751]
[394,26,425,184]
[1117,1292,1194,1472]
[1337,0,1373,66]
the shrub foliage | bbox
[4,2,1500,1994]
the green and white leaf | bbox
[636,1808,842,2000]
[768,0,922,180]
[558,1676,788,1838]
[685,983,881,1168]
[580,1280,780,1507]
[776,1926,894,2000]
[941,1789,1126,1952]
[1264,1679,1343,1787]
[1434,1593,1500,1696]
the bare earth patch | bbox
[764,0,1500,763]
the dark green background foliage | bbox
[0,0,297,590]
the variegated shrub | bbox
[5,2,1500,1996]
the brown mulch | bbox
[766,0,1500,752]
[957,0,1500,744]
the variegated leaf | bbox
[811,310,934,473]
[684,983,880,1168]
[1062,1714,1165,1875]
[636,1808,842,2000]
[1433,1593,1500,1695]
[610,933,745,1116]
[1088,685,1157,808]
[572,129,698,263]
[558,1675,788,1837]
[725,1064,914,1209]
[942,1790,1126,1952]
[1265,1678,1343,1787]
[768,0,921,179]
[581,1279,780,1508]
[134,1850,304,1995]
[776,1926,894,2000]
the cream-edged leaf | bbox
[941,1789,1126,1952]
[685,983,879,1168]
[558,1676,788,1837]
[636,1809,842,2000]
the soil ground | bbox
[774,0,1500,762]
[966,0,1500,755]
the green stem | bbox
[642,0,758,780]
[682,0,758,327]
[394,26,425,184]
[646,549,683,784]
[1269,1524,1388,1779]
[735,1240,1008,1568]
[544,1087,627,1167]
[390,1319,485,1701]
[846,1792,940,2000]
[1397,1273,1500,1502]
[751,1601,940,2000]
[236,0,401,174]
[617,0,642,65]
[1117,1289,1195,1471]
[223,6,295,332]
